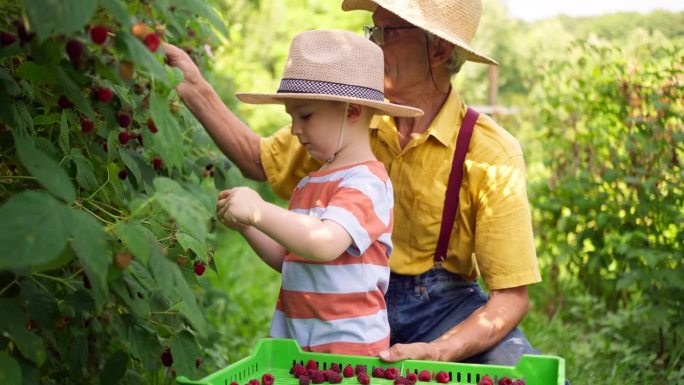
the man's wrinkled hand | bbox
[378,343,439,362]
[163,43,203,97]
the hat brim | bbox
[341,0,498,66]
[236,92,423,118]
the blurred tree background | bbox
[204,1,683,384]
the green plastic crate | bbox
[177,339,565,385]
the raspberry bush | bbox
[0,0,232,383]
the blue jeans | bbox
[385,267,540,366]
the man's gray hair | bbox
[425,31,467,76]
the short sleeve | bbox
[260,126,322,200]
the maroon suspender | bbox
[434,107,479,262]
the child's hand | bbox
[216,187,264,227]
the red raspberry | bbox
[385,367,399,380]
[292,364,305,378]
[311,372,325,384]
[477,375,493,385]
[147,117,158,133]
[96,87,113,103]
[497,377,512,385]
[305,360,318,371]
[261,374,274,385]
[15,22,34,45]
[144,33,161,52]
[299,376,310,385]
[118,131,131,145]
[512,380,525,385]
[193,261,206,276]
[152,157,164,171]
[435,371,449,383]
[394,376,408,385]
[160,348,173,367]
[58,95,72,109]
[90,25,108,45]
[356,365,367,375]
[248,379,259,385]
[66,39,85,63]
[357,373,370,385]
[372,367,385,378]
[231,382,239,385]
[1,31,16,46]
[80,119,95,134]
[343,365,354,378]
[117,112,132,128]
[195,358,202,368]
[406,373,418,385]
[330,363,341,373]
[418,370,431,382]
[118,170,128,180]
[328,373,342,384]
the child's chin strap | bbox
[326,102,349,163]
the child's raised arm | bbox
[217,187,352,262]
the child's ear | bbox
[346,103,363,121]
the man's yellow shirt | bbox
[259,90,541,290]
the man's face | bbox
[371,7,429,101]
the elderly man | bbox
[165,0,541,366]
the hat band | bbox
[277,78,384,102]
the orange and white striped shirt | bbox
[270,160,393,356]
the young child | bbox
[216,29,422,356]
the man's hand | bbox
[163,43,203,99]
[216,187,265,227]
[378,342,439,362]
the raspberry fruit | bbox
[131,22,148,38]
[292,364,305,378]
[262,374,274,385]
[330,363,341,373]
[497,377,512,385]
[118,131,131,145]
[96,87,113,103]
[372,367,385,378]
[356,365,367,375]
[406,373,418,385]
[248,379,259,385]
[119,60,135,80]
[144,33,161,52]
[117,112,132,128]
[160,348,173,367]
[343,365,354,378]
[152,157,164,171]
[311,372,325,384]
[385,367,399,380]
[357,373,370,385]
[394,376,408,385]
[0,31,16,46]
[305,360,318,371]
[147,117,158,133]
[114,251,132,269]
[81,119,95,134]
[66,39,85,63]
[90,25,108,45]
[435,371,449,384]
[195,359,202,368]
[58,95,72,109]
[193,261,206,276]
[512,380,525,385]
[231,382,239,385]
[418,371,431,382]
[477,375,494,385]
[328,373,342,384]
[299,376,310,385]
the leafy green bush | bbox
[0,0,235,383]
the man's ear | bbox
[430,38,454,67]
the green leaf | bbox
[0,352,21,385]
[20,281,60,330]
[0,300,46,367]
[33,113,62,126]
[58,111,69,154]
[70,148,98,191]
[57,68,96,121]
[113,221,161,266]
[174,0,229,38]
[99,0,131,30]
[111,279,150,318]
[13,133,76,202]
[70,210,110,307]
[15,62,56,84]
[170,331,200,378]
[153,178,210,241]
[176,233,207,261]
[0,191,72,270]
[116,33,167,82]
[23,0,97,42]
[149,91,183,170]
[100,351,129,385]
[0,68,20,95]
[119,149,142,185]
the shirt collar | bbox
[370,87,464,147]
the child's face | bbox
[285,100,346,163]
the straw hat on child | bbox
[341,0,498,65]
[236,29,424,117]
